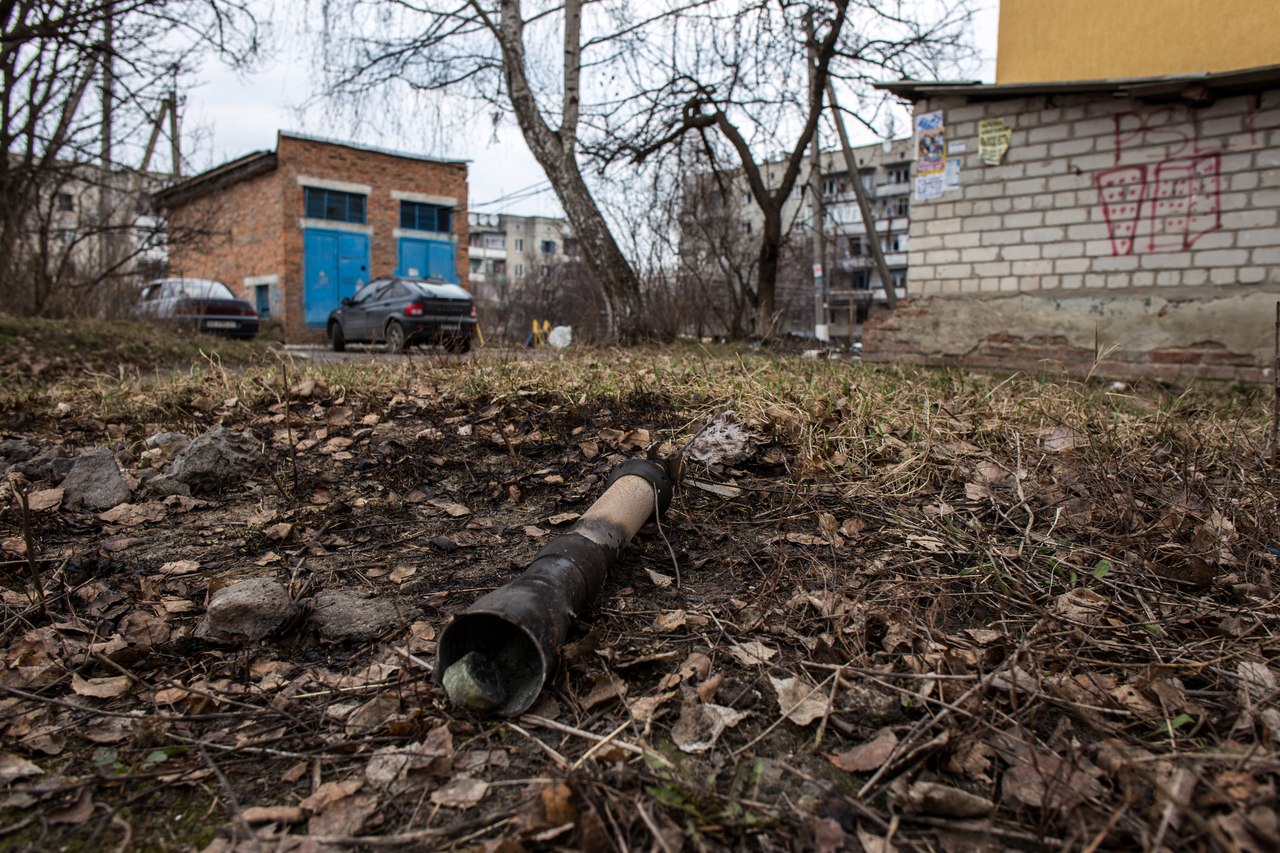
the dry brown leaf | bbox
[300,778,363,814]
[242,806,305,824]
[903,781,994,818]
[727,640,778,666]
[687,480,743,498]
[627,690,677,724]
[658,652,712,691]
[70,673,131,699]
[1053,587,1110,623]
[841,518,866,538]
[964,482,992,501]
[770,675,832,726]
[345,692,400,735]
[431,775,490,808]
[388,564,417,584]
[671,701,748,753]
[1042,425,1087,452]
[254,551,282,566]
[429,499,472,517]
[547,512,580,526]
[973,460,1007,484]
[856,824,898,853]
[97,502,167,526]
[264,522,293,541]
[1109,684,1159,717]
[654,610,687,631]
[619,428,650,449]
[646,568,675,588]
[582,675,627,711]
[0,751,43,784]
[27,488,63,511]
[523,525,549,538]
[828,728,898,773]
[159,559,199,576]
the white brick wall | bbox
[907,89,1280,297]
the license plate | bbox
[206,321,237,329]
[439,323,460,332]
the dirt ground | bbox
[1,333,1278,851]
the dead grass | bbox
[1,342,1277,851]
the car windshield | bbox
[179,280,235,300]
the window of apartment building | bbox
[484,233,505,249]
[470,258,483,273]
[541,240,556,255]
[57,192,74,212]
[515,238,524,251]
[493,259,506,276]
[515,263,524,277]
[400,200,451,233]
[890,268,908,288]
[304,187,366,224]
[885,164,910,184]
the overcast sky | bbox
[181,2,1000,218]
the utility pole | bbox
[805,13,829,343]
[825,79,898,310]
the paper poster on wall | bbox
[978,118,1013,165]
[915,174,944,201]
[915,110,946,176]
[945,157,962,189]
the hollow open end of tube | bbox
[436,611,547,717]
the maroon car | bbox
[136,278,260,339]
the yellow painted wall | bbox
[997,0,1280,83]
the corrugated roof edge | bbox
[875,62,1280,102]
[279,131,470,166]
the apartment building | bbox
[679,137,914,340]
[466,212,574,304]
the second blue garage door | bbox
[397,237,458,283]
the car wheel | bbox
[384,321,407,353]
[329,322,346,353]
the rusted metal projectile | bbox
[436,458,674,716]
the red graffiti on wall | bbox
[1096,153,1222,255]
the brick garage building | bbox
[156,132,468,343]
[868,65,1280,382]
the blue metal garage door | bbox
[304,229,369,326]
[397,238,458,282]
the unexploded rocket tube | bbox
[435,458,673,716]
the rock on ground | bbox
[167,426,263,496]
[197,577,295,643]
[310,590,404,642]
[60,448,132,511]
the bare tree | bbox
[320,0,667,338]
[592,0,972,335]
[1,1,260,317]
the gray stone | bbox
[167,426,262,496]
[310,590,404,642]
[0,438,42,466]
[8,444,73,481]
[197,577,295,643]
[144,473,192,497]
[61,449,132,511]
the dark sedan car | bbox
[136,278,260,339]
[327,276,476,353]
